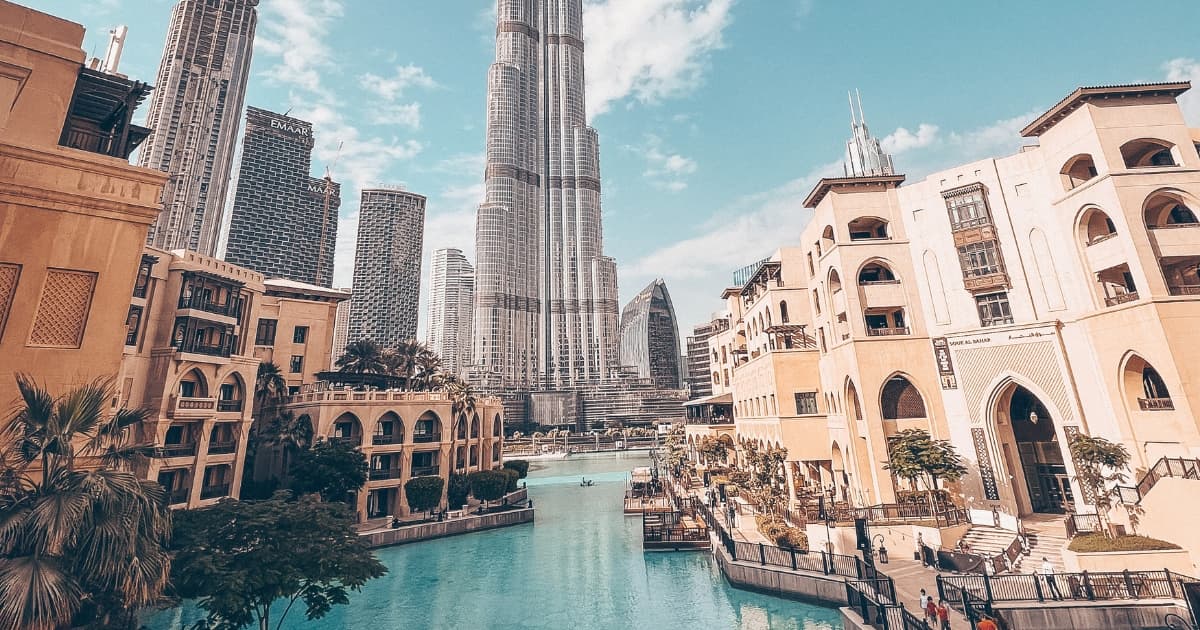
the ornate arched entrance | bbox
[994,383,1073,515]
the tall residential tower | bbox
[427,248,475,376]
[348,188,426,347]
[473,0,620,392]
[140,0,258,255]
[223,107,339,286]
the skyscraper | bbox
[844,90,895,178]
[330,287,352,368]
[473,0,620,392]
[140,0,257,255]
[224,107,339,286]
[427,248,475,376]
[348,188,426,347]
[619,280,683,390]
[685,317,728,398]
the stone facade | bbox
[224,107,340,286]
[0,1,166,413]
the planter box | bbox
[1063,547,1196,574]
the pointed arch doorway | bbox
[994,383,1073,515]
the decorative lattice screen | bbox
[29,269,96,347]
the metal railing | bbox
[1117,457,1200,505]
[207,441,237,455]
[1104,292,1139,307]
[1065,513,1102,538]
[412,432,441,444]
[177,293,243,318]
[410,465,439,477]
[1168,284,1200,296]
[846,579,929,630]
[153,444,197,458]
[369,468,402,481]
[217,399,243,412]
[200,483,230,500]
[866,327,911,337]
[328,435,362,446]
[373,434,398,445]
[938,570,1196,607]
[854,503,969,528]
[1138,397,1176,411]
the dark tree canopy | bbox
[404,476,444,515]
[289,440,368,502]
[447,473,471,509]
[502,459,529,479]
[170,493,386,630]
[468,470,510,503]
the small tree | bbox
[289,440,368,503]
[447,473,471,509]
[884,429,967,514]
[740,441,789,515]
[171,493,386,630]
[468,470,509,508]
[500,467,520,492]
[502,459,530,479]
[699,436,730,466]
[659,424,688,474]
[404,476,444,518]
[1069,434,1131,538]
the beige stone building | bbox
[119,247,264,508]
[252,279,350,393]
[280,389,506,522]
[0,1,165,412]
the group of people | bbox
[918,590,952,629]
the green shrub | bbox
[1068,533,1180,553]
[447,473,470,509]
[404,476,444,516]
[467,470,509,503]
[500,467,520,492]
[502,459,529,479]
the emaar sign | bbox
[269,118,309,137]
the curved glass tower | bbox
[619,280,683,390]
[473,0,619,392]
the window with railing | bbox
[975,292,1014,327]
[943,185,993,230]
[125,305,143,346]
[794,392,819,415]
[132,255,156,298]
[170,317,236,357]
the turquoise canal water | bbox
[146,454,842,629]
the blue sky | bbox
[27,0,1200,336]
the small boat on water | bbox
[580,478,595,487]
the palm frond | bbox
[0,554,83,630]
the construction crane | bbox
[316,141,342,286]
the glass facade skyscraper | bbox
[472,0,620,392]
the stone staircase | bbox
[959,524,1018,560]
[1015,514,1069,573]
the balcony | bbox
[1084,234,1127,272]
[859,281,906,308]
[963,272,1010,293]
[866,327,911,337]
[208,440,237,455]
[370,468,402,481]
[412,432,440,444]
[1168,284,1200,296]
[153,444,197,458]
[168,396,215,419]
[1148,224,1200,258]
[58,68,152,160]
[328,435,362,447]
[217,399,243,413]
[372,434,398,445]
[200,484,230,500]
[1138,397,1175,411]
[166,489,190,505]
[410,465,440,477]
[1104,292,1139,307]
[178,294,243,319]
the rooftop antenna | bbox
[101,25,128,74]
[316,140,343,286]
[855,88,867,127]
[848,91,856,126]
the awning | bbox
[684,392,734,407]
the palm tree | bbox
[411,348,444,392]
[0,375,171,630]
[388,339,426,389]
[445,378,478,473]
[260,410,314,479]
[335,339,387,374]
[254,360,288,413]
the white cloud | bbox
[369,102,423,129]
[359,64,437,101]
[882,123,940,154]
[256,0,344,94]
[630,134,698,191]
[1164,57,1200,125]
[582,0,734,118]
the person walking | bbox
[916,532,926,564]
[919,589,930,621]
[975,616,998,630]
[925,596,938,625]
[1040,556,1063,600]
[936,599,951,630]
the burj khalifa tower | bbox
[472,0,620,393]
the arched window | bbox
[331,412,363,446]
[217,373,244,412]
[1079,207,1118,245]
[880,376,927,420]
[178,369,209,399]
[779,300,790,323]
[470,415,480,438]
[492,442,500,461]
[1060,154,1098,191]
[374,411,403,445]
[1123,355,1174,411]
[848,217,889,241]
[829,269,843,294]
[1121,139,1178,169]
[858,261,898,285]
[765,306,772,327]
[1144,191,1199,228]
[820,226,835,253]
[493,414,502,437]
